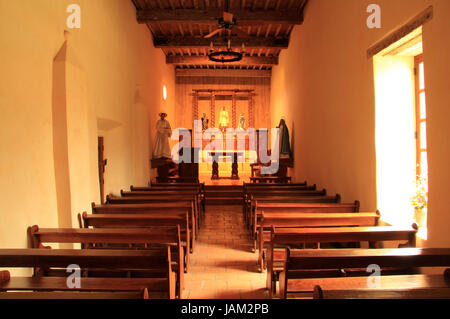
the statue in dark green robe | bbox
[277,118,292,158]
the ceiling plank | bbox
[275,0,281,10]
[274,23,282,37]
[137,8,303,25]
[265,24,272,37]
[166,54,278,65]
[154,36,289,48]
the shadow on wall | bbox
[52,39,72,229]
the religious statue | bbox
[277,118,292,158]
[153,112,172,159]
[238,113,245,129]
[201,113,209,131]
[218,106,229,130]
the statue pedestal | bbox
[151,158,174,182]
[277,157,294,177]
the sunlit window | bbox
[413,54,428,239]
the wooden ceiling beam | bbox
[153,36,289,48]
[137,8,303,25]
[166,55,278,65]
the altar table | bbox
[206,150,245,180]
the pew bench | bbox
[258,211,381,271]
[266,224,418,296]
[115,191,202,230]
[243,183,317,203]
[27,225,185,297]
[243,181,307,188]
[0,270,153,299]
[247,193,342,231]
[244,187,327,225]
[243,182,315,223]
[155,177,199,184]
[81,212,191,271]
[312,274,450,299]
[131,184,205,216]
[281,247,450,299]
[268,224,418,297]
[315,287,450,299]
[250,176,292,184]
[0,291,150,299]
[121,189,201,217]
[92,202,196,251]
[0,248,177,299]
[150,182,202,187]
[250,201,360,251]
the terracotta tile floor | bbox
[182,205,269,299]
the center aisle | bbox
[183,205,268,299]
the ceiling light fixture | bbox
[205,4,247,64]
[208,39,245,63]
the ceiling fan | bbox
[204,1,248,39]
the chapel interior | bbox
[1,0,450,300]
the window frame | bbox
[414,54,427,178]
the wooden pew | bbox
[313,283,450,299]
[131,184,205,215]
[0,270,150,299]
[250,176,292,183]
[250,201,360,251]
[258,211,381,272]
[243,181,307,188]
[121,189,200,204]
[27,225,185,297]
[151,182,203,187]
[244,188,328,228]
[0,291,149,299]
[104,196,199,237]
[92,202,196,251]
[243,183,315,199]
[243,182,316,222]
[0,248,176,299]
[155,177,199,184]
[243,182,312,205]
[280,247,450,299]
[247,193,341,230]
[243,183,317,204]
[249,189,327,197]
[119,190,203,227]
[132,184,204,195]
[81,212,191,271]
[268,223,418,297]
[132,184,204,192]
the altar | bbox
[169,87,274,183]
[205,150,246,180]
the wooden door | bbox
[98,137,107,204]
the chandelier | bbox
[208,38,245,63]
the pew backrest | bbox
[273,225,417,246]
[287,247,450,270]
[261,212,380,228]
[281,248,450,298]
[81,212,191,260]
[0,290,149,299]
[256,201,360,213]
[313,285,450,299]
[0,247,172,272]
